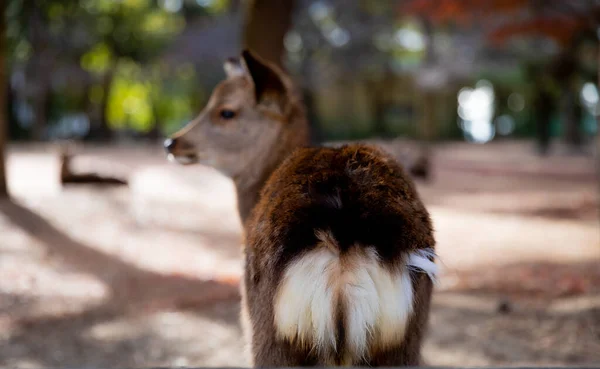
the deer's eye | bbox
[220,109,236,120]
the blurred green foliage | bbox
[4,0,596,142]
[6,0,224,139]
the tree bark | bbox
[552,45,582,152]
[98,66,115,140]
[419,17,436,144]
[562,87,583,151]
[367,65,396,137]
[31,82,50,140]
[371,90,388,136]
[299,49,322,144]
[412,16,437,181]
[420,90,436,142]
[369,82,388,137]
[147,102,162,141]
[302,86,322,144]
[596,42,600,230]
[0,1,8,197]
[242,0,296,67]
[28,5,50,141]
[86,64,116,141]
[534,87,553,155]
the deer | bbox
[164,49,438,367]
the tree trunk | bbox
[302,86,322,144]
[534,87,553,155]
[242,0,325,145]
[552,45,582,152]
[412,17,437,181]
[596,44,600,230]
[146,124,161,141]
[28,5,51,141]
[299,49,322,144]
[147,102,162,141]
[419,17,436,144]
[31,83,50,140]
[371,92,388,136]
[243,0,296,67]
[0,2,8,197]
[367,65,396,137]
[86,64,116,141]
[420,91,436,142]
[229,0,242,13]
[98,66,115,140]
[562,87,583,151]
[369,81,388,137]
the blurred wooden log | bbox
[59,143,127,186]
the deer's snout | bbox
[164,137,198,165]
[163,137,195,153]
[163,138,176,152]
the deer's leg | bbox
[243,297,316,367]
[250,335,316,367]
[242,263,317,367]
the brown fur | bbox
[165,50,435,367]
[243,144,434,366]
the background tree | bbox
[403,0,600,151]
[6,0,187,141]
[243,0,296,68]
[75,1,185,140]
[0,0,7,197]
[243,0,331,143]
[404,0,600,223]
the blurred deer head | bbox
[164,49,308,181]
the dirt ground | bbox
[0,140,598,368]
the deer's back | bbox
[243,144,436,366]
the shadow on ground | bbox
[442,260,600,299]
[0,198,245,367]
[0,199,239,312]
[425,290,600,366]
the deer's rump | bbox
[244,144,437,366]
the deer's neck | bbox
[233,141,295,225]
[234,169,270,225]
[234,105,309,225]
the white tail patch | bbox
[274,246,339,352]
[274,231,437,362]
[407,247,439,283]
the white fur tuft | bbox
[274,247,339,351]
[274,236,437,362]
[407,248,439,283]
[342,249,415,357]
[342,249,380,357]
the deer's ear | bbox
[223,57,246,78]
[241,49,288,113]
